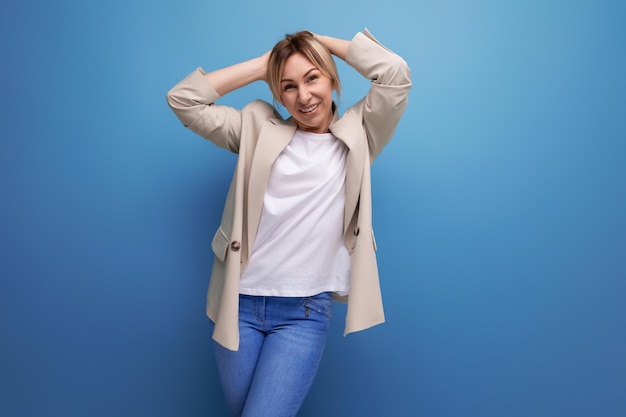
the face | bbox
[279,53,335,134]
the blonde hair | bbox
[267,30,341,106]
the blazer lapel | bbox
[246,118,297,252]
[246,107,366,250]
[330,112,366,234]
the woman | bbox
[167,28,411,417]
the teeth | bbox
[301,104,319,113]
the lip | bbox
[299,103,319,114]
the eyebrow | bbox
[280,67,318,83]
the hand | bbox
[258,50,271,83]
[314,34,349,60]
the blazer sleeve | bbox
[344,29,412,159]
[166,68,243,153]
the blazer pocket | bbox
[347,229,378,253]
[211,226,230,262]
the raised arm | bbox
[316,35,350,61]
[203,52,269,96]
[328,30,412,159]
[166,51,272,153]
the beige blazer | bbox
[167,29,411,351]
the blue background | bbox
[2,0,624,416]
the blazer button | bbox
[230,241,241,251]
[353,227,360,236]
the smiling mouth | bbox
[300,104,319,114]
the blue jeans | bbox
[213,292,333,417]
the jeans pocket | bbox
[302,292,332,319]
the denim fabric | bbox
[213,292,332,417]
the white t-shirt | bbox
[239,129,350,297]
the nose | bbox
[297,86,311,104]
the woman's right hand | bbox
[203,50,271,96]
[257,50,271,83]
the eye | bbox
[283,83,296,91]
[308,75,318,82]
